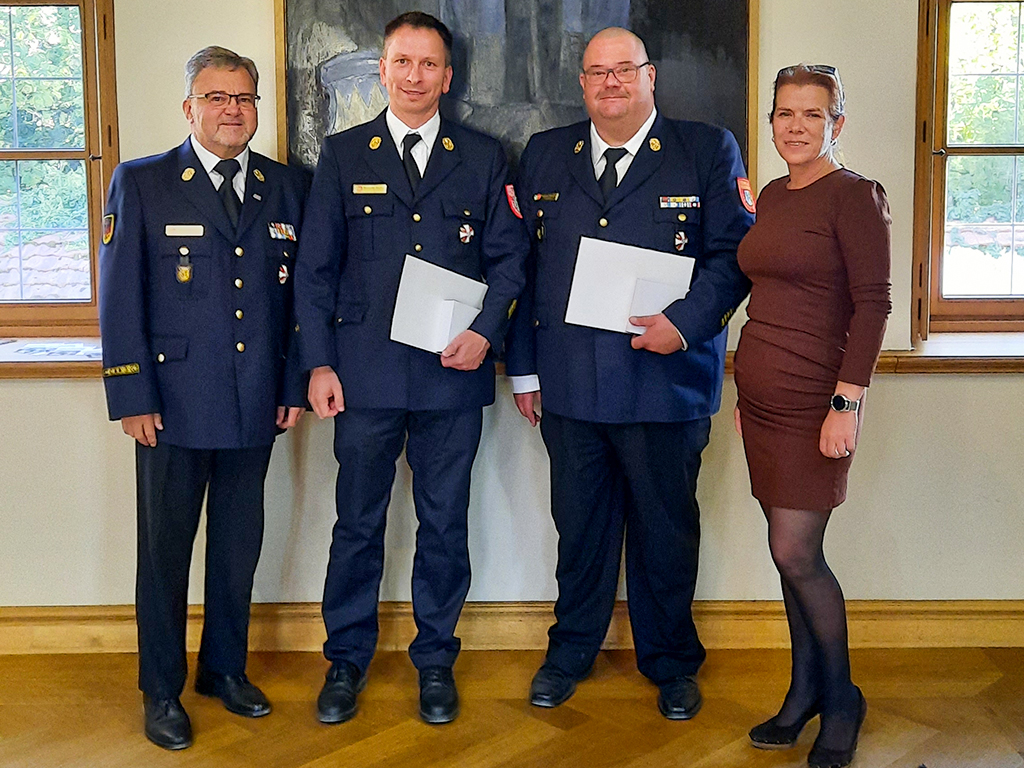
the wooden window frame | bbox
[0,0,118,337]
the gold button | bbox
[236,342,245,352]
[337,317,343,323]
[157,353,166,363]
[463,209,471,217]
[178,246,189,256]
[283,250,289,259]
[294,324,300,332]
[412,213,421,222]
[234,278,243,288]
[414,244,423,252]
[677,213,687,222]
[235,246,244,257]
[599,218,608,227]
[536,209,544,218]
[235,309,243,320]
[363,205,372,215]
[533,319,539,327]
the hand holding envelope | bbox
[390,255,489,355]
[564,236,695,335]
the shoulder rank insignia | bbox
[102,214,115,245]
[253,168,265,183]
[103,363,140,378]
[442,137,455,151]
[574,140,584,154]
[369,136,382,150]
[181,167,195,182]
[649,138,661,152]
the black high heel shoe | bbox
[749,698,821,750]
[807,687,867,768]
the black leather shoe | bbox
[143,695,192,750]
[749,699,821,750]
[807,688,867,768]
[529,665,577,708]
[317,661,366,724]
[657,675,702,720]
[419,666,459,724]
[195,670,271,718]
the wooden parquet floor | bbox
[0,648,1022,768]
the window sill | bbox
[0,338,102,380]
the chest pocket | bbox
[345,195,394,260]
[442,198,487,273]
[161,241,210,299]
[653,205,701,256]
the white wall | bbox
[2,0,1022,608]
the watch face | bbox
[832,394,849,411]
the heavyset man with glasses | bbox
[506,27,753,718]
[98,46,309,750]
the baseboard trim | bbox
[2,600,1023,655]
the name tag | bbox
[353,184,388,195]
[165,224,205,237]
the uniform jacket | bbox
[99,139,310,449]
[505,114,753,423]
[293,110,528,411]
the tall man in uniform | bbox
[506,27,753,718]
[99,46,309,750]
[293,12,527,725]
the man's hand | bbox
[441,329,490,371]
[276,406,306,429]
[629,314,684,355]
[308,366,345,419]
[514,390,541,427]
[122,413,163,447]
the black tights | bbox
[763,504,862,750]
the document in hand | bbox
[564,236,696,334]
[390,254,488,354]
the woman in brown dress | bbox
[733,65,891,768]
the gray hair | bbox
[184,46,259,97]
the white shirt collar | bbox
[385,108,441,157]
[590,106,658,167]
[190,135,249,184]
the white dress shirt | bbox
[386,108,441,177]
[190,135,248,203]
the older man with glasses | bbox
[99,45,309,750]
[506,27,753,718]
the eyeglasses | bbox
[188,91,260,108]
[777,64,839,78]
[582,62,651,85]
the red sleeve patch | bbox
[737,178,756,214]
[505,184,523,219]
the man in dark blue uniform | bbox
[293,12,527,726]
[506,27,753,719]
[99,46,308,750]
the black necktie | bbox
[214,158,241,229]
[403,133,423,194]
[599,147,627,202]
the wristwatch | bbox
[830,394,860,413]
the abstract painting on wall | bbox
[284,0,749,171]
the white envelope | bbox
[390,255,488,353]
[564,237,695,335]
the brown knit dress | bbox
[734,169,892,511]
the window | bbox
[0,0,117,336]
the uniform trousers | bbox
[322,407,483,673]
[135,441,273,698]
[539,412,711,685]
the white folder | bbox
[564,236,696,334]
[390,254,489,353]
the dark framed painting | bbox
[278,0,754,174]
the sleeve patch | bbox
[102,214,115,245]
[737,178,756,214]
[103,363,140,378]
[505,184,523,219]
